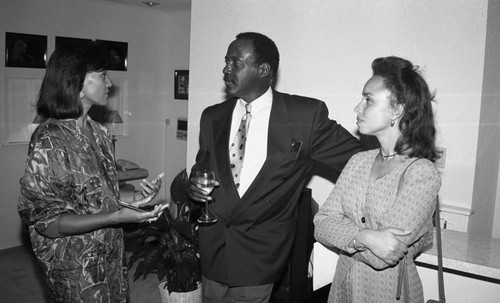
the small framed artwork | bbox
[5,32,47,68]
[176,118,187,140]
[174,70,189,100]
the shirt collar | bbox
[237,87,272,112]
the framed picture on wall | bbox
[176,118,187,140]
[56,37,128,71]
[5,32,47,68]
[174,70,189,100]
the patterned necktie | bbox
[230,103,252,189]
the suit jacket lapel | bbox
[212,99,241,220]
[213,104,233,189]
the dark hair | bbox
[372,56,439,162]
[36,42,111,119]
[236,32,280,78]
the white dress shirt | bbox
[229,87,273,197]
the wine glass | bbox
[194,170,217,223]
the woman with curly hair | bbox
[314,56,441,303]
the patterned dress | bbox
[18,117,128,303]
[314,149,441,303]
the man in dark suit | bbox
[188,32,363,303]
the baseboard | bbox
[0,239,23,251]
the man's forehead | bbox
[225,45,255,61]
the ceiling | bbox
[101,0,191,12]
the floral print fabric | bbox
[18,118,128,303]
[314,149,441,303]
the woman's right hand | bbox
[116,203,168,224]
[358,227,410,266]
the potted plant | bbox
[127,169,202,303]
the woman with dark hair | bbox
[18,44,167,303]
[314,56,441,303]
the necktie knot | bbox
[243,103,251,122]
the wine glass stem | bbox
[204,200,209,217]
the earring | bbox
[390,119,395,127]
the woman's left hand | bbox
[117,202,169,224]
[360,227,410,266]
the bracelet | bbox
[351,237,361,250]
[352,229,367,251]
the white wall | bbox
[472,0,500,237]
[188,0,488,222]
[0,0,191,249]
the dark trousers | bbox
[202,276,274,303]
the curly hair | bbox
[36,42,111,119]
[236,32,280,79]
[372,56,439,162]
